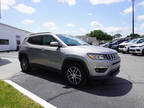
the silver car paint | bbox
[20,33,120,77]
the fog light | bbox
[95,68,107,73]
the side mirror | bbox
[50,42,62,48]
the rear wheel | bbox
[64,63,87,87]
[20,57,31,72]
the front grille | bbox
[130,49,135,52]
[105,53,118,60]
[130,46,136,48]
[119,45,125,48]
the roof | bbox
[0,23,31,33]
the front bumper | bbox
[86,57,121,78]
[129,47,143,54]
[119,47,128,52]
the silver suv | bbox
[19,32,121,86]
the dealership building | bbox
[0,23,30,51]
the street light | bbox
[132,0,135,38]
[0,0,1,19]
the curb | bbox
[4,80,56,108]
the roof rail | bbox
[30,32,52,35]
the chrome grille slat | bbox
[105,53,117,60]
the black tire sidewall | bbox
[142,49,144,56]
[64,63,87,87]
[20,57,31,72]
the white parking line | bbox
[5,80,57,108]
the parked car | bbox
[129,38,144,55]
[119,38,144,53]
[102,39,128,51]
[109,39,127,51]
[100,42,110,48]
[19,32,121,86]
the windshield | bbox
[129,39,138,43]
[57,34,89,46]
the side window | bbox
[137,39,144,44]
[28,36,42,45]
[42,35,57,46]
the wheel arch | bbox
[19,52,29,62]
[62,57,89,76]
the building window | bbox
[0,39,9,45]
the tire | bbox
[127,48,130,54]
[20,57,31,72]
[64,63,87,87]
[142,50,144,56]
[132,53,137,56]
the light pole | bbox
[0,0,1,20]
[132,0,135,38]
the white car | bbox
[129,39,144,55]
[119,38,144,53]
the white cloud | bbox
[67,23,76,27]
[137,15,144,21]
[13,4,35,14]
[58,0,76,6]
[121,6,133,15]
[22,19,34,25]
[43,22,57,30]
[1,0,16,10]
[88,13,93,16]
[140,23,144,30]
[138,1,144,6]
[89,0,124,5]
[79,28,86,33]
[32,0,40,3]
[104,26,125,33]
[90,21,127,34]
[90,21,103,29]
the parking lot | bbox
[0,52,144,108]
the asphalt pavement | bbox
[0,52,144,108]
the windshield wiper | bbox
[68,44,78,46]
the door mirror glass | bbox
[50,42,59,47]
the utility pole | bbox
[132,0,135,38]
[0,0,1,20]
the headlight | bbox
[87,53,106,60]
[139,45,144,47]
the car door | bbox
[40,35,62,70]
[27,36,44,65]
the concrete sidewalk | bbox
[0,58,21,80]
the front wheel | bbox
[64,63,87,87]
[142,50,144,56]
[20,57,31,72]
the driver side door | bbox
[40,35,62,70]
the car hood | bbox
[131,43,144,47]
[68,45,117,54]
[119,42,134,46]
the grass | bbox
[0,80,43,108]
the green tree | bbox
[88,30,113,41]
[128,33,140,38]
[141,35,144,38]
[113,33,122,39]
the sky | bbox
[1,0,144,36]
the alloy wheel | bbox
[66,66,82,85]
